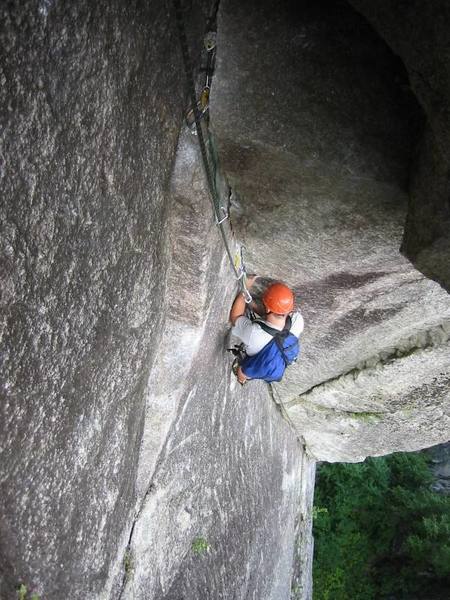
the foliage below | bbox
[313,452,450,600]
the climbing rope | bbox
[173,0,252,303]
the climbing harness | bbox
[173,0,252,303]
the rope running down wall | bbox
[173,0,252,302]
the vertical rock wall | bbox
[1,2,309,598]
[4,0,450,597]
[121,129,305,600]
[0,1,210,597]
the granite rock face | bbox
[348,0,450,291]
[0,1,210,597]
[3,0,450,598]
[289,341,450,463]
[290,453,316,600]
[1,1,307,597]
[120,129,304,600]
[427,442,450,495]
[212,0,450,462]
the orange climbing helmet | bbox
[262,282,295,314]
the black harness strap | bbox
[255,316,294,367]
[255,315,292,338]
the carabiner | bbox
[215,206,229,225]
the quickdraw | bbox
[173,0,253,304]
[185,29,216,133]
[234,245,252,303]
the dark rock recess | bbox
[348,0,450,291]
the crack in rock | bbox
[287,319,450,408]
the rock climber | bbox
[229,277,304,384]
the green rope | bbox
[173,0,251,297]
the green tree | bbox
[313,452,450,600]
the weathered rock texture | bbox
[1,2,306,598]
[3,0,450,598]
[0,1,211,597]
[121,130,304,600]
[212,0,450,462]
[428,442,450,495]
[347,0,450,292]
[290,453,316,600]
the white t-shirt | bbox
[232,312,304,356]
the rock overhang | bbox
[211,0,450,461]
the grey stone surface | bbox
[289,341,450,463]
[427,442,450,495]
[122,129,305,600]
[290,452,316,600]
[5,0,450,597]
[212,0,450,461]
[348,0,450,291]
[0,1,210,598]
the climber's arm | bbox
[229,275,258,325]
[229,292,247,325]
